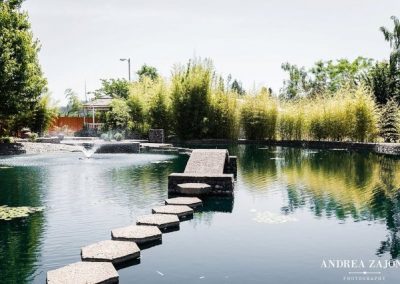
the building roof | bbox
[83,96,113,111]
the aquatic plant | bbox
[0,206,44,221]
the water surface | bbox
[1,146,400,283]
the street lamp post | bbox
[120,58,131,81]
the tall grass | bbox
[240,89,278,140]
[171,59,212,140]
[277,85,379,142]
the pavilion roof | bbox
[83,96,113,111]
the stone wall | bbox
[95,142,140,154]
[0,143,26,155]
[225,156,237,176]
[148,129,164,143]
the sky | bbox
[22,0,400,105]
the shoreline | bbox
[2,139,400,156]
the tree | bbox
[64,88,82,116]
[367,61,393,104]
[378,16,400,102]
[280,58,372,99]
[380,99,400,142]
[104,99,130,131]
[231,79,245,96]
[0,0,47,135]
[280,63,309,99]
[95,79,130,99]
[137,64,159,81]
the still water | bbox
[1,145,400,283]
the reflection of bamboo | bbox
[238,147,400,220]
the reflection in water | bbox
[2,147,400,283]
[0,167,45,284]
[237,145,400,260]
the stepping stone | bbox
[111,225,162,244]
[152,205,194,218]
[165,197,203,208]
[46,261,118,284]
[81,240,140,264]
[136,213,179,229]
[177,183,211,195]
[184,149,228,174]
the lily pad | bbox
[0,206,44,221]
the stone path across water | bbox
[111,225,162,244]
[46,262,118,284]
[151,205,193,218]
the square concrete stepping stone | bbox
[165,197,202,208]
[136,213,179,229]
[111,225,162,244]
[46,261,118,284]
[177,183,211,195]
[152,205,193,218]
[81,240,140,264]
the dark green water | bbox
[1,145,400,283]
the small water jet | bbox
[79,143,102,158]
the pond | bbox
[1,145,400,283]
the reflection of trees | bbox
[238,145,278,191]
[0,167,45,284]
[106,155,188,210]
[237,146,400,259]
[373,157,400,259]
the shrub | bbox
[240,89,278,140]
[29,132,38,142]
[101,133,111,141]
[105,99,130,131]
[0,137,14,143]
[114,132,123,141]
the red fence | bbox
[49,117,85,133]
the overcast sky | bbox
[23,0,400,104]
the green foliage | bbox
[208,90,239,139]
[30,94,58,135]
[95,79,130,99]
[137,64,159,81]
[0,0,47,135]
[230,79,246,96]
[64,88,82,116]
[379,99,400,142]
[349,87,379,142]
[280,57,372,99]
[241,90,278,140]
[104,99,130,131]
[0,136,13,143]
[369,16,400,104]
[100,133,111,141]
[279,86,379,142]
[367,61,393,104]
[278,105,305,140]
[114,132,123,141]
[29,132,38,141]
[147,80,171,134]
[171,59,212,140]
